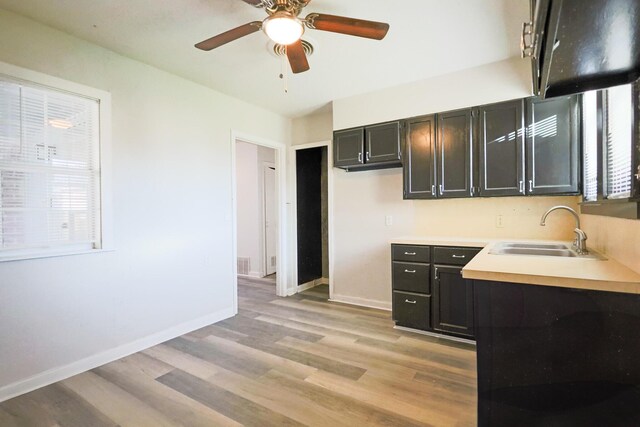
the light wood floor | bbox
[0,277,477,426]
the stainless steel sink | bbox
[499,243,569,250]
[489,242,606,260]
[490,247,577,257]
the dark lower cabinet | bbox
[478,100,526,197]
[391,243,479,341]
[392,291,431,330]
[436,109,473,198]
[433,265,475,338]
[475,280,640,426]
[525,95,580,195]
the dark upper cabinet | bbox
[525,95,580,195]
[333,128,364,168]
[433,265,474,338]
[478,100,526,197]
[403,115,437,199]
[366,122,401,164]
[529,0,640,98]
[333,122,401,171]
[436,109,473,198]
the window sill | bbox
[0,247,115,263]
[580,198,640,219]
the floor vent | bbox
[237,257,250,275]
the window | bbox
[581,81,639,218]
[0,73,105,259]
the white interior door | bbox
[264,164,277,276]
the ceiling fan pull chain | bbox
[280,53,289,94]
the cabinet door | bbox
[433,265,474,338]
[365,122,401,164]
[436,109,473,198]
[403,115,437,199]
[478,100,526,196]
[525,95,580,195]
[334,128,364,168]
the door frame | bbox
[262,161,277,277]
[289,140,334,299]
[231,131,288,313]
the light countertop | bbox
[391,237,640,295]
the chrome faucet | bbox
[540,206,589,255]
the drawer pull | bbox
[404,269,416,274]
[405,299,417,304]
[404,252,417,256]
[452,254,466,259]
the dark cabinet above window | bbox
[333,121,401,171]
[527,0,640,98]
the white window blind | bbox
[605,84,632,199]
[0,78,101,252]
[582,90,598,201]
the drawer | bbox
[433,246,481,266]
[392,262,430,294]
[392,244,430,263]
[393,291,431,330]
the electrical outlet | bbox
[385,215,393,226]
[496,215,504,228]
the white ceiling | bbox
[0,0,529,118]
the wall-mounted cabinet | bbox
[403,115,437,199]
[525,95,580,195]
[403,95,581,200]
[437,109,474,198]
[333,121,401,171]
[478,99,526,197]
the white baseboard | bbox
[329,294,392,311]
[0,306,235,403]
[297,277,330,293]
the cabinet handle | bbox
[439,184,444,195]
[529,179,533,193]
[431,184,436,195]
[519,180,524,193]
[404,299,417,304]
[452,255,466,259]
[366,152,370,161]
[434,267,439,280]
[358,152,362,163]
[404,269,416,274]
[404,252,416,256]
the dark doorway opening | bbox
[296,146,329,287]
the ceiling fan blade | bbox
[286,40,310,74]
[305,13,389,40]
[239,0,264,7]
[195,21,262,51]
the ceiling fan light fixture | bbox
[263,12,304,45]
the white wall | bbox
[329,58,580,309]
[0,8,290,400]
[236,141,275,277]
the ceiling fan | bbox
[195,0,390,74]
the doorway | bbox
[231,132,288,309]
[292,142,332,297]
[263,163,277,277]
